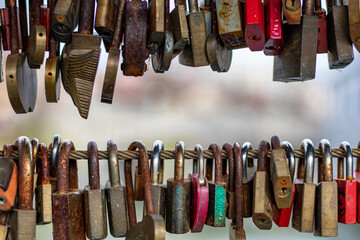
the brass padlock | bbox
[9,137,36,240]
[282,0,301,24]
[252,140,272,230]
[314,139,338,237]
[292,139,316,232]
[223,143,235,219]
[241,142,255,218]
[349,0,360,52]
[52,0,80,43]
[35,143,52,224]
[170,0,190,57]
[95,0,119,42]
[148,0,165,54]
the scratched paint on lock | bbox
[214,184,226,226]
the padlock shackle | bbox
[257,140,270,172]
[57,140,74,194]
[356,141,360,174]
[38,143,51,185]
[339,141,353,180]
[303,0,315,15]
[124,156,137,229]
[223,143,235,192]
[48,0,59,58]
[50,134,61,178]
[0,212,8,226]
[318,139,333,182]
[299,139,314,184]
[174,141,185,181]
[193,144,205,184]
[111,0,126,48]
[241,142,254,181]
[8,5,19,54]
[31,138,39,179]
[271,136,281,149]
[88,141,100,190]
[315,0,322,11]
[210,0,217,35]
[234,143,244,232]
[78,0,95,35]
[19,0,29,52]
[281,141,296,181]
[107,140,121,188]
[29,0,42,27]
[188,0,199,13]
[3,144,15,158]
[165,0,170,31]
[151,140,164,184]
[208,143,222,184]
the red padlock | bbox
[314,0,327,53]
[0,8,11,51]
[356,142,360,223]
[189,144,209,232]
[264,0,283,55]
[245,0,265,51]
[271,141,296,227]
[336,141,357,224]
[41,6,50,51]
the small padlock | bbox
[166,141,191,233]
[229,142,246,240]
[147,0,165,54]
[252,140,273,230]
[35,143,52,224]
[106,140,128,237]
[245,0,265,51]
[84,142,108,239]
[241,142,255,218]
[205,143,226,227]
[282,0,301,24]
[223,143,235,219]
[189,144,209,232]
[264,0,283,55]
[336,141,357,224]
[292,139,316,233]
[95,0,119,42]
[315,0,328,53]
[314,139,338,237]
[0,151,18,211]
[52,140,85,240]
[9,137,36,240]
[348,0,360,52]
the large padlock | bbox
[147,0,165,54]
[336,141,357,224]
[84,142,108,239]
[9,137,36,240]
[327,0,354,69]
[229,143,246,240]
[315,0,328,53]
[189,144,209,232]
[106,140,128,237]
[241,142,255,218]
[95,0,119,42]
[52,140,85,240]
[252,140,272,230]
[314,139,338,237]
[349,0,360,52]
[0,148,17,211]
[166,141,191,233]
[264,0,283,55]
[205,143,226,227]
[35,143,52,224]
[282,0,301,24]
[245,0,265,51]
[223,143,235,219]
[292,139,316,232]
[169,0,189,57]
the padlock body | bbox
[170,5,189,56]
[252,171,272,229]
[226,190,235,219]
[45,57,61,103]
[243,179,253,217]
[244,0,265,51]
[27,25,47,69]
[106,183,128,237]
[84,187,108,239]
[134,167,145,201]
[0,158,17,211]
[144,184,166,218]
[95,0,119,42]
[316,10,328,53]
[35,184,52,224]
[292,183,315,232]
[264,0,283,55]
[9,209,36,240]
[272,183,295,227]
[0,225,7,240]
[357,181,360,223]
[206,182,226,227]
[336,179,357,224]
[166,179,191,233]
[148,0,165,53]
[190,174,209,232]
[327,6,354,69]
[52,192,85,240]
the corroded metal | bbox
[223,143,235,219]
[315,0,328,53]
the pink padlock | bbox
[189,144,209,233]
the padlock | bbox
[292,139,316,232]
[179,0,209,67]
[0,150,18,211]
[35,143,52,224]
[0,8,11,51]
[270,136,293,209]
[314,139,338,236]
[61,0,101,119]
[205,143,226,227]
[83,142,108,239]
[272,141,296,227]
[348,0,360,52]
[241,142,255,218]
[252,140,272,230]
[336,141,357,224]
[206,0,232,72]
[121,0,148,76]
[282,0,301,24]
[9,137,36,240]
[147,0,165,54]
[245,0,265,51]
[315,0,328,53]
[264,0,283,55]
[101,0,125,103]
[327,0,354,68]
[229,142,246,240]
[166,141,191,233]
[189,144,209,232]
[95,0,119,42]
[52,0,80,43]
[52,140,85,240]
[106,140,128,237]
[144,140,166,218]
[169,0,190,57]
[223,143,235,219]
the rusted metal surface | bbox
[38,144,50,185]
[257,141,269,172]
[57,140,74,194]
[87,141,100,190]
[315,0,328,53]
[223,143,235,219]
[9,6,19,54]
[318,140,333,182]
[124,155,137,229]
[209,143,222,184]
[0,8,11,51]
[78,0,95,34]
[174,141,185,181]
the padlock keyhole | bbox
[0,196,7,205]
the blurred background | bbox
[1,1,360,239]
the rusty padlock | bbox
[0,8,11,51]
[134,154,145,202]
[35,143,52,224]
[106,140,128,237]
[95,0,119,42]
[52,140,85,240]
[242,142,255,218]
[147,0,165,54]
[223,143,235,219]
[252,140,273,230]
[282,0,301,24]
[336,141,357,224]
[9,137,36,240]
[0,146,17,211]
[170,0,190,57]
[166,141,191,233]
[189,144,209,232]
[52,0,80,43]
[314,139,338,237]
[315,0,328,53]
[264,0,283,55]
[245,0,265,50]
[229,142,246,240]
[84,142,108,239]
[292,139,316,233]
[349,0,360,52]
